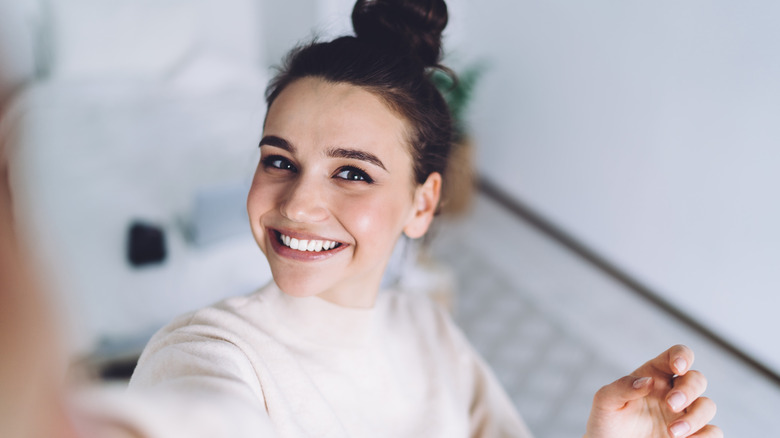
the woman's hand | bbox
[585,345,721,438]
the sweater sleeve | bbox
[426,301,534,438]
[124,312,277,438]
[465,343,534,438]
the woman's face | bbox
[247,77,440,307]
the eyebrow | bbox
[259,135,295,153]
[260,135,387,171]
[327,147,387,171]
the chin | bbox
[271,268,383,308]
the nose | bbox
[279,175,330,223]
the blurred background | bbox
[1,0,778,436]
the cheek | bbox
[247,184,268,218]
[247,180,279,247]
[342,191,412,248]
[247,172,281,215]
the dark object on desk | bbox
[99,355,139,381]
[127,221,166,266]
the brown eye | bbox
[262,155,297,172]
[335,166,374,183]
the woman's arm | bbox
[125,320,277,438]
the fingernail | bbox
[668,391,687,411]
[674,358,687,374]
[670,420,691,437]
[633,377,652,389]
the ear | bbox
[403,172,441,239]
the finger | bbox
[667,370,708,412]
[635,344,695,378]
[592,375,654,411]
[688,424,723,438]
[667,397,717,438]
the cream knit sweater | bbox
[128,282,532,438]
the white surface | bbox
[458,1,780,375]
[6,76,271,354]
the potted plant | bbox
[432,62,486,215]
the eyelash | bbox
[260,155,374,184]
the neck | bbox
[317,277,382,308]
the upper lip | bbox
[270,227,346,244]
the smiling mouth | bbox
[274,230,344,253]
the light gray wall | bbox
[260,0,319,68]
[458,0,780,373]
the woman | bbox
[130,1,720,437]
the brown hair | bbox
[265,0,454,188]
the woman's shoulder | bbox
[130,282,281,389]
[138,282,280,357]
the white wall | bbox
[458,0,780,374]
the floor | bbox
[428,193,780,437]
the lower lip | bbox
[267,229,348,262]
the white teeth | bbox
[279,233,339,252]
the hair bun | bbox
[352,0,448,67]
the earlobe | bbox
[403,172,441,239]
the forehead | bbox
[264,78,411,159]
